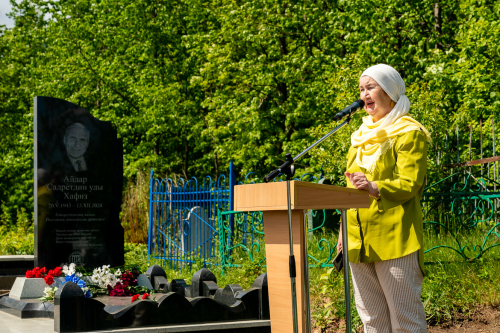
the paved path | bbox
[1,311,54,333]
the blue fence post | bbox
[229,161,235,249]
[147,167,154,265]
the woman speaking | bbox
[337,64,431,332]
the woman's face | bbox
[359,76,393,122]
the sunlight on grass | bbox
[128,226,500,332]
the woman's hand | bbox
[345,171,379,198]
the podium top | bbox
[234,180,370,211]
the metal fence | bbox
[422,171,500,260]
[147,165,233,271]
[148,120,500,270]
[420,120,500,260]
[148,165,328,271]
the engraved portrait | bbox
[64,122,90,172]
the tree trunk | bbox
[182,139,189,179]
[434,2,442,49]
[214,151,219,180]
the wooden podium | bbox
[234,181,370,333]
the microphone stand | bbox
[264,115,354,333]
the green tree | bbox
[1,0,500,223]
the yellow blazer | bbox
[345,130,428,273]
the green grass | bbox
[126,227,500,332]
[309,228,500,331]
[2,216,498,332]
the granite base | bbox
[0,255,34,276]
[0,275,22,290]
[0,293,54,319]
[9,277,66,300]
[0,309,271,333]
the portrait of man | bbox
[64,122,90,172]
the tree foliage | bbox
[1,0,500,221]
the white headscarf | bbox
[351,64,431,173]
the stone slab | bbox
[0,255,35,262]
[34,96,124,269]
[0,309,270,333]
[9,277,66,300]
[137,274,153,289]
[88,320,271,332]
[0,256,35,276]
[0,275,23,290]
[1,294,133,320]
[2,293,149,320]
[0,295,54,319]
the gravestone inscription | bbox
[34,96,124,268]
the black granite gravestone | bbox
[53,270,270,332]
[34,96,124,268]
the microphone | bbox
[332,99,365,121]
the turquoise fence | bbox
[147,163,334,271]
[422,171,500,260]
[149,164,500,271]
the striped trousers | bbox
[350,251,427,333]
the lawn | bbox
[1,217,498,332]
[125,226,500,332]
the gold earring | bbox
[390,100,395,108]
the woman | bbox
[337,64,431,333]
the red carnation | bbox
[34,271,43,278]
[44,274,54,286]
[141,293,150,300]
[40,267,47,275]
[53,267,62,277]
[131,294,139,303]
[26,270,34,278]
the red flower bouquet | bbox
[26,266,63,286]
[108,282,133,297]
[120,270,139,287]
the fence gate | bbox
[147,166,233,271]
